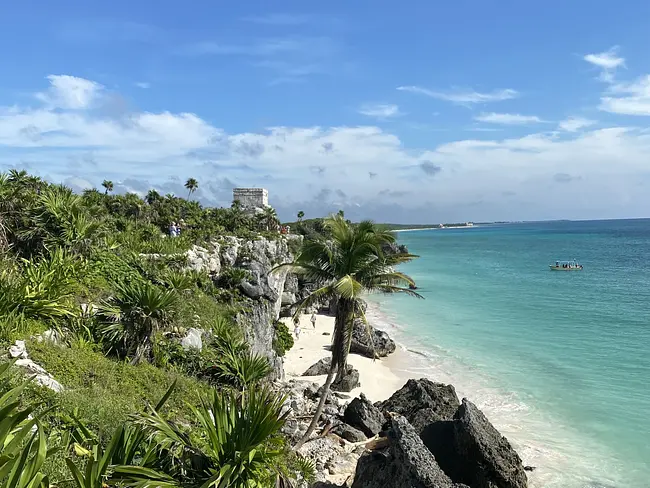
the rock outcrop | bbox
[184,235,303,381]
[343,393,385,437]
[7,340,64,393]
[303,357,333,376]
[349,320,396,359]
[421,399,527,488]
[379,378,460,432]
[351,415,467,488]
[331,367,360,393]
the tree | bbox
[297,210,305,222]
[185,178,198,199]
[102,180,114,195]
[275,214,421,449]
[260,206,279,231]
[145,189,161,205]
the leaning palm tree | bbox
[297,210,305,222]
[102,180,114,195]
[274,214,420,449]
[184,178,198,200]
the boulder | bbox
[9,340,28,359]
[378,378,459,432]
[351,415,466,488]
[333,423,367,443]
[450,399,528,488]
[349,320,395,359]
[303,357,333,376]
[331,368,360,393]
[343,393,385,437]
[180,328,203,351]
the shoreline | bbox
[281,313,404,402]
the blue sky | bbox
[2,1,650,222]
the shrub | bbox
[272,320,294,357]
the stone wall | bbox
[232,188,268,209]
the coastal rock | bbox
[331,368,360,393]
[450,399,528,488]
[298,436,361,485]
[180,328,203,351]
[349,320,395,359]
[379,378,460,432]
[343,393,385,437]
[14,358,64,393]
[9,340,28,359]
[303,357,333,376]
[333,423,367,443]
[185,244,221,274]
[351,415,464,488]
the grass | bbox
[26,340,210,443]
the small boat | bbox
[549,259,583,271]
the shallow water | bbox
[368,220,650,488]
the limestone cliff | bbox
[186,234,303,380]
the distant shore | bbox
[393,224,478,233]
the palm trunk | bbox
[293,358,338,450]
[334,298,354,383]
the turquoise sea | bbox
[368,219,650,488]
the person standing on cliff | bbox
[310,313,317,328]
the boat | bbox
[549,259,583,271]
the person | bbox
[169,222,176,237]
[294,320,301,340]
[310,313,317,328]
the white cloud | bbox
[558,117,596,132]
[584,47,625,70]
[397,86,519,104]
[135,82,151,89]
[4,74,650,222]
[35,75,104,109]
[600,75,650,116]
[358,103,401,118]
[242,13,311,25]
[474,112,543,125]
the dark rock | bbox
[312,483,344,488]
[333,423,367,443]
[303,357,333,376]
[349,320,396,359]
[524,466,536,472]
[333,392,351,400]
[351,415,466,488]
[343,393,385,437]
[451,399,528,488]
[323,332,331,336]
[379,378,460,432]
[331,368,360,392]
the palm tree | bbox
[275,214,421,449]
[185,178,198,199]
[145,189,161,205]
[102,180,114,195]
[260,206,279,231]
[97,281,177,365]
[297,210,305,222]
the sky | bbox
[2,1,650,223]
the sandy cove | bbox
[281,313,404,402]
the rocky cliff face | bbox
[186,234,303,380]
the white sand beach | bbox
[282,313,404,403]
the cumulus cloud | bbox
[35,75,104,109]
[358,103,401,118]
[474,113,544,125]
[3,74,650,223]
[397,86,518,104]
[135,82,151,89]
[584,47,625,83]
[600,75,650,116]
[558,117,596,132]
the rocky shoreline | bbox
[180,235,532,487]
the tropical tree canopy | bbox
[102,180,114,195]
[184,178,198,199]
[275,213,421,448]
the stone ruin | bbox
[233,188,269,213]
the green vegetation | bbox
[0,170,309,486]
[276,214,421,449]
[273,320,295,357]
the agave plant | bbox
[0,362,54,488]
[114,386,290,488]
[97,281,177,364]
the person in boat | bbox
[556,261,559,267]
[409,284,417,290]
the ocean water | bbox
[368,219,650,488]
